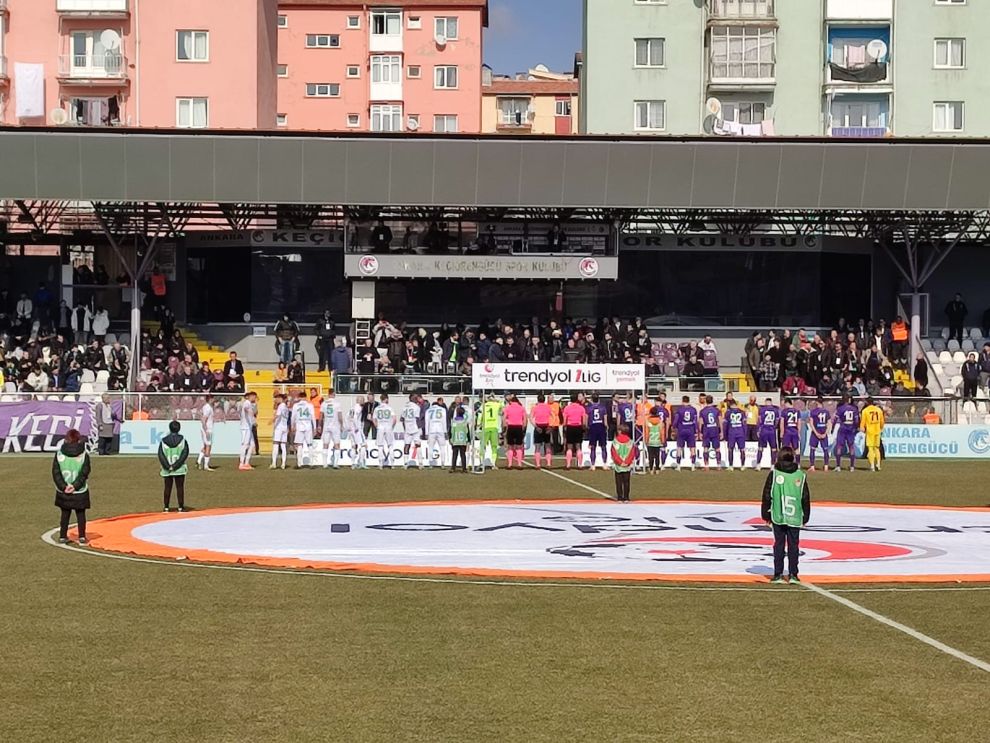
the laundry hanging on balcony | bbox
[14,63,45,119]
[828,62,887,84]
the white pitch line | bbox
[802,581,990,674]
[527,462,616,500]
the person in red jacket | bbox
[610,424,638,503]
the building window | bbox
[408,16,422,30]
[347,114,361,127]
[306,34,340,48]
[371,104,403,132]
[176,97,208,128]
[634,38,665,67]
[69,96,121,126]
[934,0,966,4]
[434,114,458,132]
[722,101,765,124]
[555,100,572,117]
[277,64,288,77]
[346,65,360,78]
[710,26,775,79]
[408,65,421,78]
[277,14,287,28]
[346,15,360,29]
[634,100,665,131]
[435,17,459,40]
[435,65,458,88]
[305,83,340,97]
[176,31,208,62]
[69,31,124,75]
[372,10,402,36]
[934,38,965,68]
[933,101,964,131]
[371,55,401,83]
[498,97,531,126]
[276,113,287,127]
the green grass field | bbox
[2,458,988,742]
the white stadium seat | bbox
[96,370,110,384]
[971,327,983,340]
[941,327,951,340]
[921,338,933,351]
[952,351,967,364]
[950,375,963,390]
[963,401,977,415]
[961,340,975,353]
[938,351,952,364]
[931,363,943,376]
[78,382,95,395]
[978,403,988,415]
[943,364,960,378]
[932,339,946,352]
[947,339,960,352]
[81,369,96,384]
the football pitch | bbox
[3,458,989,742]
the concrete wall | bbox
[774,0,824,135]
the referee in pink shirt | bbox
[562,394,588,470]
[503,395,528,470]
[530,394,553,469]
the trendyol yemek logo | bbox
[968,429,990,455]
[578,257,599,278]
[358,256,380,276]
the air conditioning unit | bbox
[434,33,447,47]
[407,116,420,131]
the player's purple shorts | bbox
[702,432,720,450]
[588,427,607,448]
[757,430,778,449]
[809,432,829,449]
[677,429,697,448]
[727,433,746,449]
[835,429,857,453]
[782,431,800,449]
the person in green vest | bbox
[449,406,470,473]
[479,393,503,470]
[158,421,190,512]
[610,424,637,502]
[761,447,811,584]
[53,429,92,545]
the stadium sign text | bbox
[621,234,822,251]
[473,363,645,391]
[344,254,619,281]
[0,400,93,453]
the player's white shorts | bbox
[294,425,314,445]
[272,425,288,444]
[322,426,342,446]
[350,426,366,445]
[202,428,214,446]
[427,433,447,447]
[403,425,422,441]
[240,428,253,448]
[377,429,395,447]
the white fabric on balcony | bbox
[14,63,45,118]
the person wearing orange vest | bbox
[923,407,941,425]
[547,394,562,455]
[149,265,167,316]
[890,316,909,366]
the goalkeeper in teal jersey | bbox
[760,447,811,584]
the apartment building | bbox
[276,1,487,133]
[0,0,277,129]
[481,64,579,135]
[582,0,990,137]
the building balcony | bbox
[57,54,128,83]
[0,0,8,13]
[56,0,129,17]
[825,62,890,87]
[708,64,776,91]
[0,56,7,83]
[708,0,775,21]
[829,126,888,138]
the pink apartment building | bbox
[0,0,278,129]
[276,0,487,133]
[0,0,485,132]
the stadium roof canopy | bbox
[3,128,990,213]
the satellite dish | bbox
[50,108,69,126]
[706,97,723,116]
[407,117,420,131]
[867,39,887,60]
[702,115,716,135]
[534,63,549,73]
[434,33,447,47]
[100,29,122,50]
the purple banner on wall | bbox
[0,401,94,453]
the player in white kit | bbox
[348,395,368,469]
[320,393,345,469]
[401,393,424,469]
[238,391,258,470]
[425,398,449,468]
[292,391,316,467]
[197,394,216,471]
[372,393,396,468]
[270,393,290,470]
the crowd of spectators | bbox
[0,283,130,394]
[745,317,923,398]
[137,321,247,394]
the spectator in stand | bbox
[287,356,305,384]
[758,354,779,392]
[961,353,980,401]
[889,316,909,365]
[91,306,110,344]
[148,265,168,318]
[33,282,53,323]
[356,340,378,374]
[913,353,929,392]
[182,341,199,365]
[979,343,990,393]
[222,351,245,392]
[944,293,968,345]
[698,335,717,356]
[274,362,289,383]
[314,310,336,372]
[331,338,353,375]
[70,301,92,346]
[15,293,33,334]
[274,314,300,365]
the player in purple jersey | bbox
[756,398,780,470]
[672,396,698,470]
[698,395,722,470]
[832,394,861,472]
[586,393,610,470]
[807,397,831,471]
[723,399,748,470]
[780,399,802,463]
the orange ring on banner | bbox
[74,500,990,584]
